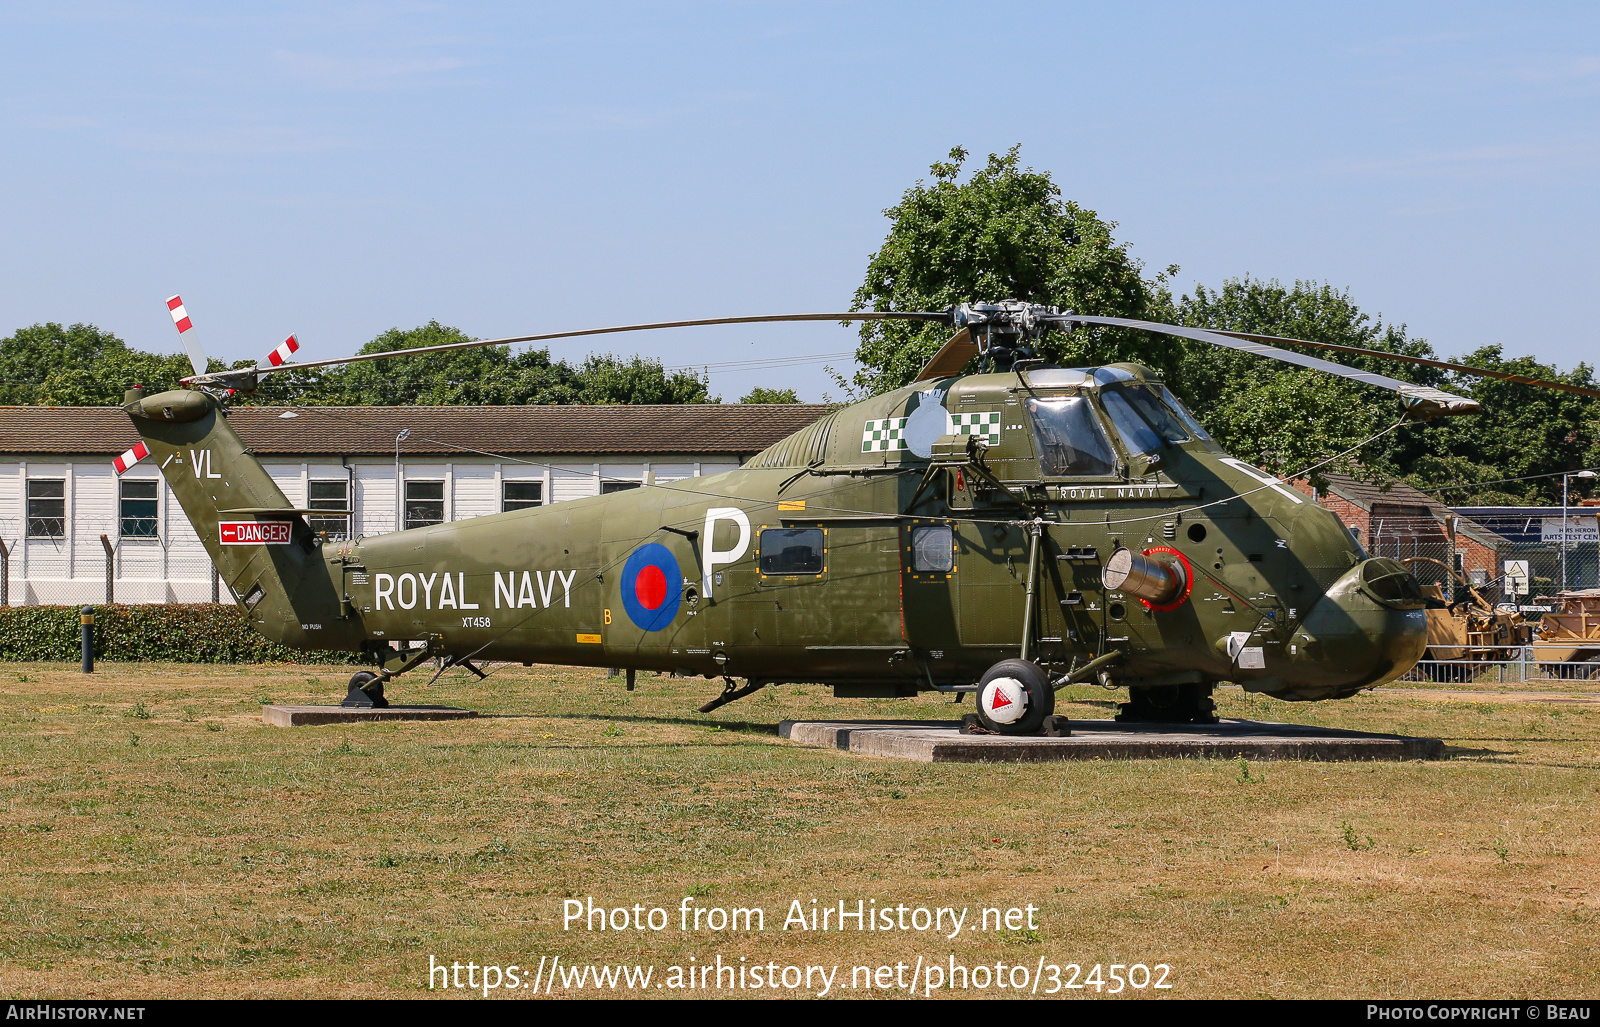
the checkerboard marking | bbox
[862,410,1000,452]
[861,417,909,452]
[951,410,1002,446]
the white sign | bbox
[218,521,292,545]
[1540,516,1600,543]
[1504,560,1531,597]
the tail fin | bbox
[121,387,359,651]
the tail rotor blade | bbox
[165,295,210,378]
[267,334,300,367]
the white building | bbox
[0,403,827,605]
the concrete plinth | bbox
[778,718,1443,763]
[262,705,478,727]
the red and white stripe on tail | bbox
[113,442,150,476]
[267,334,299,367]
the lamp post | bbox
[1561,469,1597,591]
[395,428,411,533]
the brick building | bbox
[1293,470,1511,594]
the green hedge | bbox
[0,604,364,664]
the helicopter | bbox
[112,297,1600,734]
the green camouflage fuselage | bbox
[123,362,1427,702]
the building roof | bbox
[1314,470,1510,547]
[1314,470,1443,512]
[0,404,832,457]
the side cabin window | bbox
[1024,395,1116,477]
[759,528,825,576]
[910,525,954,573]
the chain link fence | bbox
[0,515,221,606]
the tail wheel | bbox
[975,659,1054,735]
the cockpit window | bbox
[1101,390,1163,457]
[1024,395,1116,477]
[1100,383,1213,445]
[1116,384,1192,444]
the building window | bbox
[600,481,641,495]
[119,480,159,539]
[404,480,445,530]
[502,480,543,512]
[26,479,65,539]
[308,480,350,540]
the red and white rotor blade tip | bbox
[165,294,210,378]
[266,334,300,367]
[113,442,150,476]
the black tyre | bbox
[345,670,388,709]
[975,659,1054,735]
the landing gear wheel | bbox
[343,670,389,709]
[975,659,1054,735]
[1116,682,1217,724]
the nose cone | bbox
[1285,559,1429,700]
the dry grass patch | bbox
[0,662,1596,999]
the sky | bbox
[2,1,1598,402]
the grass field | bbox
[1,661,1597,1000]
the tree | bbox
[1159,277,1443,484]
[0,323,197,406]
[570,353,716,405]
[1162,278,1600,500]
[849,147,1600,496]
[850,145,1163,395]
[1401,347,1600,505]
[256,321,717,406]
[271,322,564,406]
[739,387,801,403]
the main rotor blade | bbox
[1051,314,1482,418]
[1204,328,1600,400]
[180,311,948,386]
[913,328,978,382]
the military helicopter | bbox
[115,298,1600,733]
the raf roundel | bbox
[620,543,683,632]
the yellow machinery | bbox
[1404,557,1532,662]
[1531,589,1600,675]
